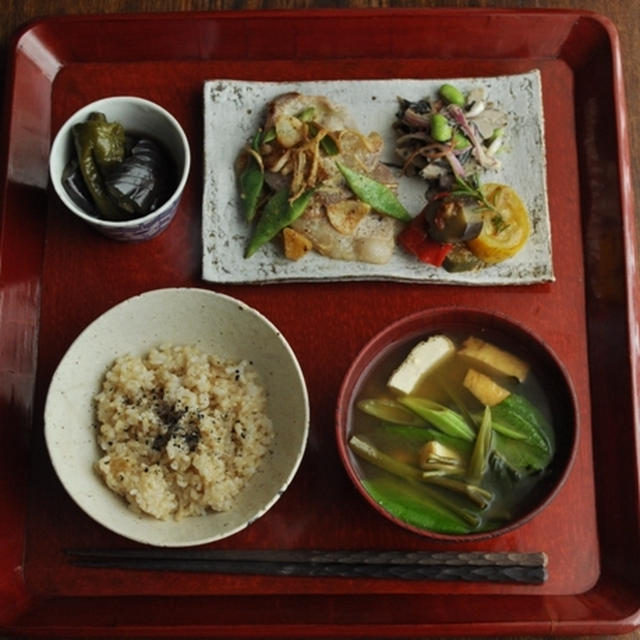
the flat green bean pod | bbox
[239,132,264,222]
[245,187,315,258]
[336,161,411,222]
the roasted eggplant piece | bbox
[442,244,486,273]
[61,157,98,216]
[104,139,173,217]
[423,194,484,244]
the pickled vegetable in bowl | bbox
[49,96,191,242]
[62,112,177,222]
[336,309,577,541]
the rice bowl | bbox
[44,288,309,547]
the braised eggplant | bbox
[62,112,175,222]
[442,244,486,273]
[104,139,172,216]
[423,194,484,244]
[61,157,98,216]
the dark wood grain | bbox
[0,2,637,639]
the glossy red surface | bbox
[336,308,578,543]
[0,8,638,637]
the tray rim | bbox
[1,6,639,636]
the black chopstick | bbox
[66,549,548,584]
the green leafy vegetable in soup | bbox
[350,333,558,535]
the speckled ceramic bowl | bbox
[44,288,309,547]
[49,96,190,242]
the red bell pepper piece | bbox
[399,208,452,267]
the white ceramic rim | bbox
[49,96,191,229]
[43,287,310,546]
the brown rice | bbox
[94,344,273,520]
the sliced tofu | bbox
[387,335,455,395]
[458,336,529,382]
[463,368,510,406]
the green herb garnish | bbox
[451,174,499,214]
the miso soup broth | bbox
[348,329,570,536]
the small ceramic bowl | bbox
[49,96,190,242]
[336,308,578,542]
[44,288,309,547]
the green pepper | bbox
[239,131,264,221]
[82,112,125,169]
[245,187,315,258]
[335,161,411,222]
[71,112,127,220]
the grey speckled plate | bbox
[202,73,553,285]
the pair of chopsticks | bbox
[66,548,548,584]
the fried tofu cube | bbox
[459,337,529,382]
[463,368,510,407]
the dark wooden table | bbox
[0,1,637,639]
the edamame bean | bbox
[430,114,453,143]
[439,83,465,107]
[452,130,471,150]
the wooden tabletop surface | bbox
[0,1,637,639]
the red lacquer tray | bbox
[0,8,638,637]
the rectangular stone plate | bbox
[202,73,553,285]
